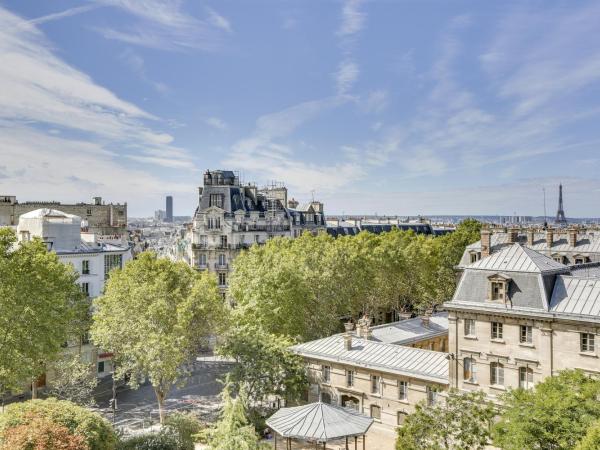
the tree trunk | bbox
[154,387,166,424]
[31,379,38,399]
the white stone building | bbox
[188,170,325,297]
[16,208,132,384]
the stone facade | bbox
[187,170,325,296]
[0,195,127,236]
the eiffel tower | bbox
[555,184,567,225]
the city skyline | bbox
[1,1,600,217]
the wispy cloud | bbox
[95,0,229,51]
[0,6,196,213]
[334,60,359,95]
[119,49,169,94]
[205,116,228,131]
[337,0,366,39]
[28,4,101,25]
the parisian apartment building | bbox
[292,226,600,430]
[16,208,132,389]
[187,170,326,297]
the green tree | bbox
[0,416,89,450]
[0,228,86,396]
[91,252,225,423]
[216,325,308,405]
[396,390,495,450]
[0,398,117,450]
[205,385,264,450]
[575,420,600,450]
[163,412,203,450]
[494,370,600,450]
[47,353,98,406]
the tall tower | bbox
[166,196,173,223]
[555,184,567,225]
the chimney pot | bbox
[546,227,554,248]
[343,322,354,351]
[481,227,492,257]
[507,227,519,245]
[527,229,535,247]
[568,226,578,247]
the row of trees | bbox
[396,370,600,450]
[229,220,481,340]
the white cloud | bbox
[28,4,101,25]
[334,60,359,95]
[363,90,389,113]
[337,0,366,38]
[205,7,232,33]
[95,0,228,51]
[205,117,228,131]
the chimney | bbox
[527,229,535,247]
[357,314,371,340]
[343,322,354,351]
[481,227,492,258]
[546,227,554,248]
[507,227,519,245]
[568,226,578,247]
[421,316,430,329]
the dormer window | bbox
[469,251,481,263]
[552,254,564,264]
[209,194,223,208]
[488,274,511,302]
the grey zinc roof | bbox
[266,402,373,442]
[550,276,600,317]
[291,335,448,384]
[467,244,567,273]
[368,312,448,345]
[466,232,600,254]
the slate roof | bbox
[266,402,373,442]
[467,244,567,274]
[549,276,600,317]
[291,335,449,384]
[368,312,448,345]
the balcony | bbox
[214,262,229,270]
[192,243,208,250]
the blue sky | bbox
[1,1,600,217]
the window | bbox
[371,375,379,394]
[207,217,221,229]
[80,283,90,296]
[464,319,476,337]
[491,322,503,340]
[397,411,408,425]
[346,370,354,387]
[470,252,481,263]
[464,357,476,383]
[581,333,595,353]
[86,208,92,216]
[209,194,223,208]
[520,325,533,344]
[220,235,228,248]
[519,367,533,389]
[82,260,90,275]
[218,254,226,266]
[198,254,207,267]
[490,362,504,386]
[491,281,505,301]
[370,405,381,420]
[254,234,259,243]
[218,272,227,287]
[104,254,122,280]
[97,361,105,373]
[398,381,408,401]
[426,386,437,406]
[553,255,564,263]
[321,392,332,404]
[322,365,330,383]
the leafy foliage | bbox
[0,415,89,450]
[229,221,481,341]
[47,353,98,406]
[204,385,265,450]
[91,252,225,423]
[0,228,87,392]
[494,370,600,450]
[396,389,495,450]
[575,420,600,450]
[117,431,180,450]
[0,398,117,450]
[163,412,203,450]
[216,325,308,405]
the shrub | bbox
[0,398,117,450]
[117,431,179,450]
[163,412,203,450]
[575,420,600,450]
[0,416,89,450]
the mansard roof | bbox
[468,244,568,273]
[367,312,448,345]
[549,276,600,318]
[465,232,600,255]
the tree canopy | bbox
[0,228,86,393]
[229,220,481,341]
[396,389,495,450]
[216,324,308,405]
[575,420,600,450]
[91,251,225,423]
[493,370,600,450]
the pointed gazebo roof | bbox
[266,402,373,443]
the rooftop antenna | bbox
[310,190,315,202]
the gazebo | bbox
[266,402,374,450]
